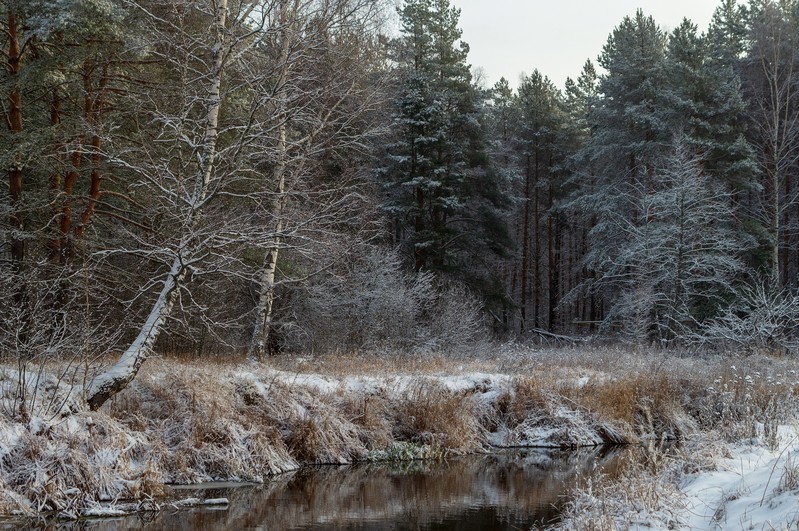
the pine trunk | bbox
[7,11,24,280]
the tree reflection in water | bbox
[18,446,627,530]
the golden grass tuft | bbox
[393,381,482,453]
[338,392,393,450]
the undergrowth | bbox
[0,346,797,518]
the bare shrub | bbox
[414,282,489,355]
[0,266,120,423]
[284,247,433,353]
[697,283,799,354]
[285,246,489,355]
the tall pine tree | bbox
[381,0,511,300]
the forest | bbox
[3,0,799,525]
[1,0,799,413]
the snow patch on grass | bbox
[4,346,794,521]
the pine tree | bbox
[601,138,750,342]
[576,10,669,330]
[381,0,512,295]
[593,9,669,187]
[485,77,522,332]
[664,18,755,191]
[514,70,565,332]
[562,60,602,330]
[707,0,751,64]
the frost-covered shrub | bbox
[414,282,488,355]
[696,283,799,354]
[285,247,489,354]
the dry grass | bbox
[1,345,799,518]
[494,376,549,427]
[548,443,690,530]
[393,381,482,452]
[567,373,696,441]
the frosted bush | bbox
[286,246,489,354]
[697,283,799,354]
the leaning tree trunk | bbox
[86,0,227,410]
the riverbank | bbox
[552,426,799,530]
[0,346,796,522]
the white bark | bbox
[86,0,228,410]
[86,257,186,409]
[248,131,286,360]
[749,5,799,287]
[247,0,293,361]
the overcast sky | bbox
[449,0,722,89]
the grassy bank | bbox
[0,345,796,520]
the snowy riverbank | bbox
[553,426,799,530]
[0,347,797,524]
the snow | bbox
[678,428,799,530]
[255,368,512,400]
[82,506,131,517]
[0,420,24,461]
[573,427,799,530]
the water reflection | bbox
[11,446,626,530]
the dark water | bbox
[11,446,627,530]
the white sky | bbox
[450,0,722,89]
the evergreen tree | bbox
[514,70,565,332]
[561,60,602,330]
[485,77,522,332]
[664,18,755,191]
[707,0,751,63]
[381,0,512,297]
[593,9,669,186]
[575,10,669,330]
[601,138,750,342]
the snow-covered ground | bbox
[680,427,799,530]
[555,426,799,530]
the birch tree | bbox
[83,0,386,404]
[85,0,239,409]
[743,0,799,287]
[247,0,386,360]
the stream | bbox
[10,446,629,530]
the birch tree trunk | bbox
[747,4,799,289]
[86,0,228,410]
[248,0,294,362]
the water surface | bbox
[12,446,626,530]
